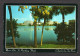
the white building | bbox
[37,22,41,25]
[47,21,53,25]
[23,21,33,25]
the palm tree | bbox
[30,6,39,47]
[8,6,16,47]
[31,6,53,47]
[52,6,75,42]
[31,6,54,46]
[52,6,75,24]
[30,6,45,46]
[37,6,53,46]
[18,6,27,13]
[33,16,38,48]
[19,6,38,47]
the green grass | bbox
[6,44,75,49]
[37,44,75,48]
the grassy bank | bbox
[6,44,75,49]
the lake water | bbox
[6,26,75,46]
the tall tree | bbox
[30,6,53,46]
[52,6,75,42]
[18,6,38,47]
[33,16,38,47]
[7,19,20,38]
[52,6,75,23]
[8,6,16,47]
[36,6,52,46]
[30,6,39,47]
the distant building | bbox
[69,20,75,24]
[47,21,53,25]
[64,22,68,24]
[37,22,41,25]
[53,21,58,24]
[57,22,67,24]
[23,21,33,25]
[19,23,25,25]
[18,21,33,26]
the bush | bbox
[54,22,75,44]
[7,19,20,38]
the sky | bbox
[6,5,76,23]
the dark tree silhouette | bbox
[54,21,75,44]
[7,19,20,38]
[52,6,75,42]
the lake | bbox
[6,26,75,46]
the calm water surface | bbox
[6,26,75,46]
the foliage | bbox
[54,22,75,44]
[7,19,20,38]
[52,6,75,16]
[18,6,27,13]
[51,6,75,24]
[52,6,75,44]
[30,6,53,24]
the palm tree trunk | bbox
[62,13,64,23]
[62,13,65,43]
[41,18,45,46]
[8,6,16,47]
[34,19,37,47]
[41,24,44,46]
